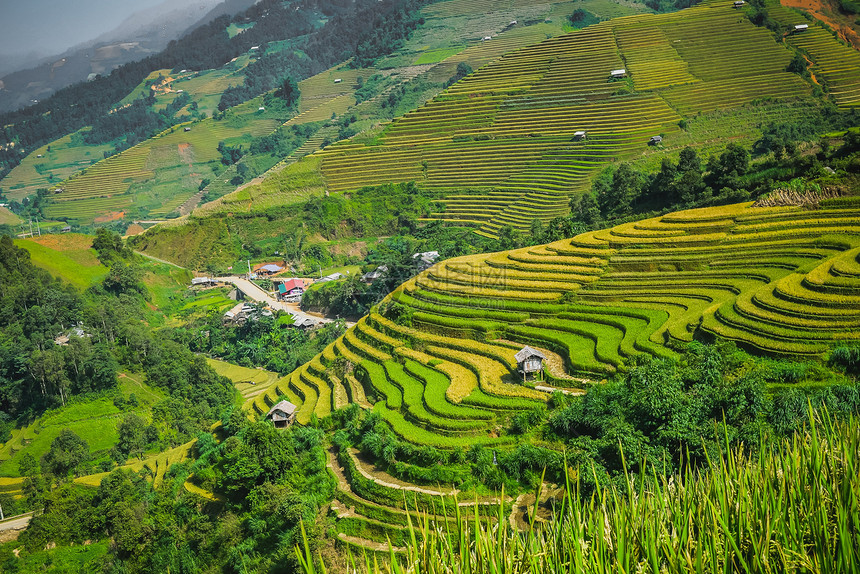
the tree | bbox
[115,413,148,461]
[677,147,702,173]
[19,452,46,507]
[42,429,90,478]
[280,76,300,107]
[85,343,119,392]
[496,226,522,250]
[446,62,473,86]
[529,218,544,242]
[92,228,130,263]
[102,261,146,297]
[572,193,602,228]
[595,163,643,218]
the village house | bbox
[255,263,285,276]
[191,276,219,287]
[318,272,345,283]
[267,400,298,427]
[361,264,388,283]
[275,278,305,301]
[413,251,440,272]
[515,346,546,381]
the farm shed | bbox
[610,69,627,79]
[184,127,191,132]
[361,265,388,283]
[733,1,745,7]
[794,24,808,31]
[515,346,546,380]
[649,135,663,145]
[191,277,218,286]
[267,400,298,427]
[319,272,345,283]
[257,263,284,275]
[413,251,440,271]
[573,130,587,141]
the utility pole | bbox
[28,217,33,237]
[35,217,41,236]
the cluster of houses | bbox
[193,251,444,330]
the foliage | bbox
[317,409,860,574]
[350,0,428,68]
[176,312,346,375]
[567,9,603,28]
[547,342,860,475]
[41,429,89,479]
[12,419,333,573]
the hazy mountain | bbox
[0,0,257,113]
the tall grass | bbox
[299,408,860,573]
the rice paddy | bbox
[273,199,860,550]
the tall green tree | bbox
[42,429,90,479]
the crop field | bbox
[269,199,860,550]
[0,374,163,477]
[39,98,283,223]
[14,233,109,289]
[764,0,860,107]
[2,131,117,202]
[0,206,21,225]
[305,0,827,237]
[75,440,195,489]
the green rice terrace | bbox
[236,197,860,551]
[199,0,860,240]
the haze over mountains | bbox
[0,0,257,112]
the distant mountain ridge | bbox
[0,0,257,113]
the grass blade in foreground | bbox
[303,409,860,573]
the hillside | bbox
[1,0,859,569]
[7,0,613,225]
[262,197,860,547]
[126,0,860,262]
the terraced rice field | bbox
[272,198,860,550]
[311,0,823,237]
[75,441,194,489]
[41,99,283,224]
[764,0,860,107]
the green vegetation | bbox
[13,234,108,290]
[1,0,860,571]
[312,407,860,573]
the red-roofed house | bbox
[276,278,305,301]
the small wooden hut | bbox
[515,346,546,381]
[266,400,298,428]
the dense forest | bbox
[0,232,236,451]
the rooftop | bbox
[267,400,298,417]
[515,346,547,363]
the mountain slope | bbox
[0,0,249,114]
[263,195,860,549]
[140,0,860,248]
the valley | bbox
[0,0,859,571]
